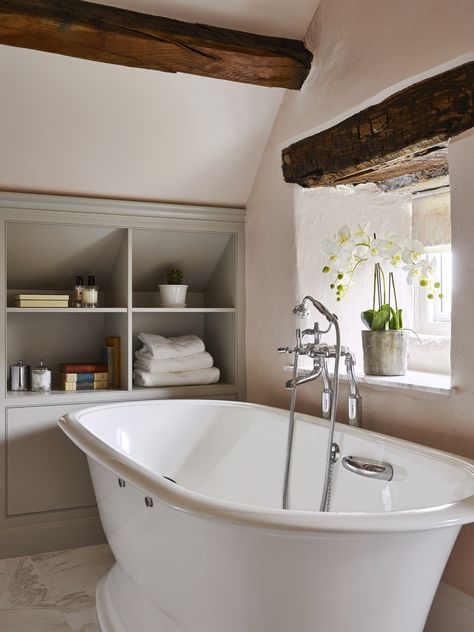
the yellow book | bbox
[105,336,121,389]
[61,381,108,391]
[60,372,109,383]
[14,294,70,301]
[15,300,69,307]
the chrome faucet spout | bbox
[285,365,322,389]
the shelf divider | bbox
[7,307,127,313]
[132,307,235,313]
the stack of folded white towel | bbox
[133,333,220,387]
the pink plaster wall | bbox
[246,0,474,596]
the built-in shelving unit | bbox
[0,192,245,558]
[5,210,243,398]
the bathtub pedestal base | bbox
[96,563,180,632]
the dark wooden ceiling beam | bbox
[0,0,312,89]
[282,62,474,186]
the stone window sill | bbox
[345,370,451,395]
[284,365,452,395]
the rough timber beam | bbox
[0,0,312,89]
[282,62,474,186]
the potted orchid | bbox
[322,224,442,376]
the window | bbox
[413,247,451,336]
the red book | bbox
[61,363,108,374]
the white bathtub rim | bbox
[58,399,474,535]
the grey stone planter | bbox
[361,330,408,376]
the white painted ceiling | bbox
[0,1,319,207]
[89,0,319,39]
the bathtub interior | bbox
[74,400,474,513]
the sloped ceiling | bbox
[0,0,319,207]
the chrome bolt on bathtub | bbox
[330,443,340,463]
[118,478,126,488]
[145,496,154,508]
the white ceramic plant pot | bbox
[159,284,188,307]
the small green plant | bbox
[166,267,184,285]
[321,224,442,331]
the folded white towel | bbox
[134,350,214,373]
[133,367,220,387]
[138,333,205,360]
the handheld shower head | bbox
[293,296,337,324]
[293,302,311,319]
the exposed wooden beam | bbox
[282,62,474,186]
[0,0,312,89]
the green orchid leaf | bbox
[372,305,390,330]
[361,309,374,329]
[389,308,403,330]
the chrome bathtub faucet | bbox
[279,296,363,512]
[279,323,362,428]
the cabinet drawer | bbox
[7,404,96,516]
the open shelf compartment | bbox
[132,228,236,309]
[132,311,237,389]
[6,222,129,308]
[6,312,129,394]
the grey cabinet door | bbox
[7,404,96,515]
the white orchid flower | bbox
[354,222,370,242]
[332,249,354,273]
[382,236,403,256]
[403,262,422,285]
[421,256,437,277]
[337,225,351,246]
[402,239,425,264]
[366,238,386,264]
[322,239,341,257]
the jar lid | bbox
[34,359,50,371]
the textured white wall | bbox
[294,185,412,363]
[0,46,283,207]
[246,0,474,596]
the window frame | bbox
[413,245,451,337]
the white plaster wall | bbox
[0,46,283,207]
[246,0,474,596]
[294,185,412,363]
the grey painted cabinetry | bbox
[0,192,245,558]
[7,404,96,515]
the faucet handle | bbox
[277,346,296,354]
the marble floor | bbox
[0,544,115,632]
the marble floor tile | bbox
[0,554,70,630]
[0,607,70,631]
[0,555,53,609]
[32,544,115,632]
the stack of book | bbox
[14,294,70,308]
[59,363,109,391]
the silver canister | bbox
[9,360,30,391]
[31,359,52,393]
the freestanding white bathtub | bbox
[58,399,474,632]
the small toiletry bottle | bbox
[31,360,52,393]
[83,275,98,308]
[73,275,84,307]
